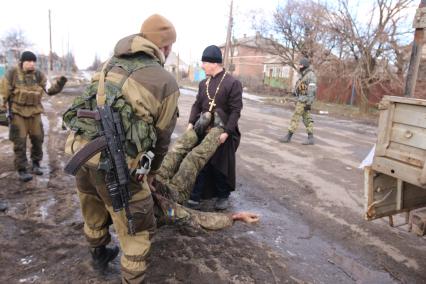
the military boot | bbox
[18,170,33,182]
[213,111,225,128]
[215,198,230,211]
[90,245,119,271]
[32,161,43,175]
[302,133,315,145]
[279,132,293,143]
[194,112,212,138]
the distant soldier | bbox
[1,51,67,182]
[279,57,317,145]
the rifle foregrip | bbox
[64,136,107,175]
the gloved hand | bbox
[304,104,311,111]
[57,76,68,88]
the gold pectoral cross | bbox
[208,100,216,112]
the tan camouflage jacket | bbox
[1,66,64,117]
[91,34,180,172]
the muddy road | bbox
[0,85,425,283]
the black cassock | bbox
[189,69,243,193]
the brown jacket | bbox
[98,34,180,172]
[1,66,66,117]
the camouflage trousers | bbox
[157,127,224,204]
[75,166,155,284]
[9,114,44,171]
[153,192,233,231]
[288,101,314,134]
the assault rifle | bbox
[64,105,136,235]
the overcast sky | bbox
[0,0,278,69]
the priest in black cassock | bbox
[187,45,243,210]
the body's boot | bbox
[194,112,212,138]
[18,170,33,182]
[279,132,293,143]
[213,111,225,128]
[215,198,230,210]
[302,133,314,145]
[90,245,119,271]
[32,161,43,175]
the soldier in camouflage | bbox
[279,57,317,145]
[1,51,67,182]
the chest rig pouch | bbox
[63,55,158,168]
[11,69,44,106]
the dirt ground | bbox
[0,84,425,283]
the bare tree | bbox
[326,0,414,110]
[253,0,414,110]
[0,29,32,62]
[252,0,338,70]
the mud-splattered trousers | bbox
[288,101,314,134]
[76,167,156,283]
[156,127,224,204]
[75,128,223,283]
[9,114,44,171]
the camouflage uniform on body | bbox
[63,15,179,283]
[156,126,224,204]
[1,56,66,178]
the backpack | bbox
[63,55,158,168]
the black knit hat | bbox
[201,45,222,63]
[20,51,37,62]
[299,57,310,68]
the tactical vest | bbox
[9,68,44,116]
[63,55,158,168]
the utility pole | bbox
[404,0,426,97]
[177,52,180,82]
[223,0,233,72]
[49,9,53,72]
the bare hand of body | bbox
[232,212,260,223]
[187,123,193,130]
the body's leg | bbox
[167,127,224,204]
[157,129,198,181]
